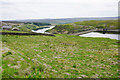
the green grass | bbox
[1,34,119,78]
[0,38,1,80]
[74,20,118,29]
[48,20,118,34]
[0,30,28,33]
[19,24,51,32]
[47,24,94,34]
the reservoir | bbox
[80,32,119,40]
[32,26,119,40]
[32,26,55,34]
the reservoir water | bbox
[80,32,119,40]
[32,26,55,34]
[32,26,119,40]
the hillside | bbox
[47,20,118,34]
[1,22,51,32]
[2,34,119,78]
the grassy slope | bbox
[0,25,51,33]
[47,24,94,34]
[74,20,118,29]
[0,30,28,33]
[19,24,47,32]
[1,22,51,32]
[1,34,119,78]
[0,35,1,79]
[48,20,118,34]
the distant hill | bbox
[3,17,117,24]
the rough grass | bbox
[0,41,2,79]
[1,34,119,78]
[0,30,28,33]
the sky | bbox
[0,0,119,20]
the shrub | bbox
[3,52,12,57]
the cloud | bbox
[0,0,119,20]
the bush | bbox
[3,52,12,57]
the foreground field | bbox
[0,30,28,33]
[1,34,119,78]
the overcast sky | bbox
[0,0,119,20]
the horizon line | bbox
[1,16,118,21]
